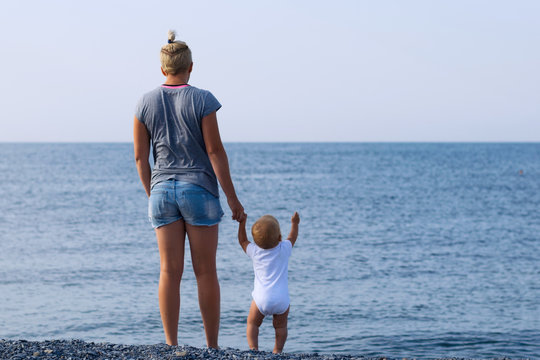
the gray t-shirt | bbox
[135,85,222,197]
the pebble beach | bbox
[0,340,365,360]
[0,340,522,360]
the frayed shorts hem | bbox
[152,216,223,229]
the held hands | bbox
[291,211,300,224]
[239,213,247,224]
[228,196,246,222]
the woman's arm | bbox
[201,111,244,221]
[133,116,151,197]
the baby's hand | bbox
[291,212,300,224]
[239,213,248,225]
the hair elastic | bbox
[168,40,173,44]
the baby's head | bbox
[251,215,281,249]
[160,30,192,75]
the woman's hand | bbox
[227,196,245,222]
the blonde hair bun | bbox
[168,30,176,43]
[160,30,192,75]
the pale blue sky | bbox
[0,0,539,142]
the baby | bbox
[238,212,300,353]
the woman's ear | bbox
[161,67,167,76]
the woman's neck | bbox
[164,72,190,86]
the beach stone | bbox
[176,350,188,356]
[44,349,53,354]
[33,351,40,356]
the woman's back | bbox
[135,85,222,196]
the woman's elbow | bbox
[206,145,226,158]
[134,152,148,164]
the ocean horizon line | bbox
[1,140,540,144]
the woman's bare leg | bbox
[155,220,186,346]
[272,307,289,353]
[246,300,264,350]
[186,223,220,348]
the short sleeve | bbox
[282,240,293,258]
[134,96,147,124]
[246,243,255,258]
[202,91,222,118]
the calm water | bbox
[0,143,538,359]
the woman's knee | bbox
[193,263,217,282]
[160,261,184,280]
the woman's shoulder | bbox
[137,86,163,104]
[186,86,221,111]
[186,85,214,97]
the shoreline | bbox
[0,339,362,360]
[0,339,521,360]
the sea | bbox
[0,143,538,359]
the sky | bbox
[0,0,539,142]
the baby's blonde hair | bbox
[160,30,192,75]
[251,215,281,249]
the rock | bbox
[33,351,40,356]
[176,350,188,356]
[44,349,53,354]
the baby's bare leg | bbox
[247,301,264,350]
[272,307,290,353]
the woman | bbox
[133,30,245,348]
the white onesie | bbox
[246,240,292,316]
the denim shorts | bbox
[148,180,224,228]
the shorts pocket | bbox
[182,189,223,225]
[149,190,175,219]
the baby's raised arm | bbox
[238,213,250,252]
[287,212,300,247]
